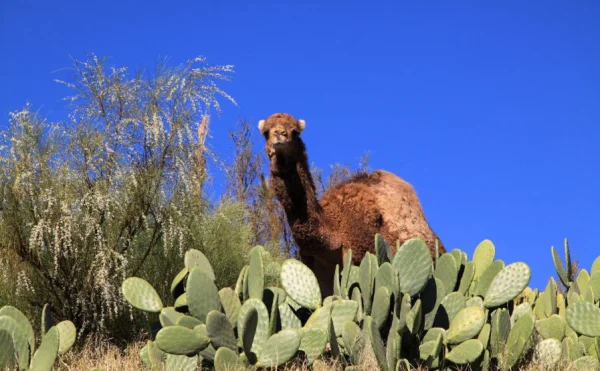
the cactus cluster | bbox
[0,303,76,370]
[121,236,600,370]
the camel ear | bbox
[258,119,266,133]
[297,119,306,133]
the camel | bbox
[258,112,446,297]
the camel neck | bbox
[270,156,322,229]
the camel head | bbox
[258,113,306,168]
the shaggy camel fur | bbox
[258,112,445,297]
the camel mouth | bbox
[272,141,291,153]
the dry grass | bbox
[8,336,584,371]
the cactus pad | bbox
[566,301,600,337]
[0,329,15,370]
[56,320,76,355]
[30,325,60,371]
[237,299,269,354]
[484,262,531,308]
[280,259,322,310]
[535,314,566,341]
[122,277,163,312]
[184,249,215,281]
[257,329,301,368]
[393,238,433,296]
[218,287,241,328]
[446,306,486,344]
[445,339,484,364]
[330,300,358,337]
[473,239,495,279]
[533,338,562,367]
[503,313,535,369]
[0,305,35,358]
[457,261,475,295]
[248,245,265,301]
[434,253,458,293]
[214,347,243,371]
[187,267,221,323]
[155,325,210,355]
[299,328,328,364]
[206,310,237,351]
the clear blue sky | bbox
[1,1,599,290]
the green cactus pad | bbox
[305,303,333,332]
[0,305,35,358]
[155,325,210,355]
[438,291,466,325]
[393,238,433,297]
[474,259,505,297]
[218,287,241,328]
[256,329,301,368]
[434,253,458,293]
[503,312,535,369]
[419,334,443,362]
[552,245,570,289]
[478,323,491,349]
[184,249,215,281]
[0,329,15,370]
[466,296,484,309]
[374,262,394,295]
[535,314,566,341]
[371,286,391,330]
[206,310,237,351]
[170,267,189,298]
[457,261,475,295]
[472,239,495,279]
[490,308,511,357]
[176,315,203,329]
[174,293,188,311]
[280,259,322,310]
[572,356,600,370]
[333,264,342,297]
[122,277,163,312]
[566,301,600,337]
[187,267,221,323]
[214,347,243,371]
[146,340,164,366]
[165,354,198,371]
[299,328,328,364]
[56,320,76,355]
[511,302,532,325]
[0,315,29,370]
[330,300,358,337]
[342,321,362,362]
[375,233,393,265]
[237,299,269,354]
[576,269,591,296]
[446,306,486,345]
[531,338,562,368]
[360,252,375,314]
[160,307,185,327]
[235,265,248,298]
[483,262,531,308]
[423,327,446,343]
[279,303,302,330]
[41,303,52,337]
[248,245,265,301]
[406,298,422,335]
[591,256,600,277]
[30,325,60,371]
[341,250,353,294]
[364,315,388,371]
[445,339,484,364]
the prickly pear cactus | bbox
[117,239,600,371]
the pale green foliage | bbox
[0,54,240,339]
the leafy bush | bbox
[0,54,243,340]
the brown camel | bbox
[258,112,446,297]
